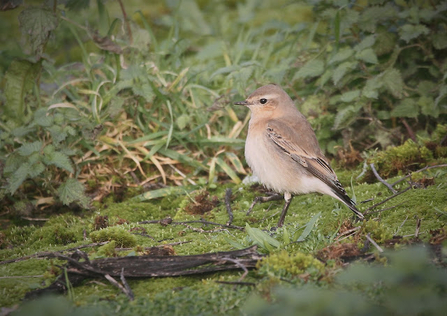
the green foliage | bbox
[245,246,447,315]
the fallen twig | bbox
[370,163,397,194]
[365,234,383,253]
[363,201,406,215]
[225,188,234,226]
[364,186,412,214]
[138,218,244,231]
[391,164,447,187]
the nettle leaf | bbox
[391,99,419,118]
[339,9,359,35]
[18,141,42,156]
[333,105,361,130]
[4,59,41,123]
[44,148,74,173]
[34,108,53,127]
[47,125,67,144]
[329,48,354,65]
[359,4,396,32]
[332,61,356,85]
[7,162,31,194]
[133,82,155,103]
[433,33,447,50]
[374,30,397,56]
[399,24,430,43]
[383,68,404,98]
[340,90,361,103]
[58,178,90,208]
[28,161,45,178]
[354,35,376,52]
[18,6,59,57]
[362,75,383,99]
[294,59,325,79]
[355,48,378,64]
[419,96,438,118]
[4,153,27,174]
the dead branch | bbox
[365,234,383,253]
[370,163,397,194]
[364,186,412,214]
[225,188,234,226]
[138,218,244,231]
[391,164,447,187]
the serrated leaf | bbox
[332,61,356,85]
[28,162,45,178]
[294,59,325,79]
[354,35,376,52]
[3,153,27,174]
[419,96,438,118]
[18,6,59,57]
[34,108,53,127]
[4,59,41,123]
[374,31,396,56]
[390,99,419,118]
[399,24,430,43]
[296,212,321,242]
[362,76,383,99]
[17,141,42,156]
[47,125,67,144]
[433,33,447,50]
[359,4,396,32]
[340,90,361,103]
[7,162,31,194]
[45,150,74,173]
[383,68,404,98]
[355,48,378,64]
[333,105,360,129]
[58,178,90,208]
[329,48,354,65]
[11,126,34,137]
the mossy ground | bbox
[1,156,446,313]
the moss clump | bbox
[257,250,325,279]
[90,226,136,248]
[360,220,393,245]
[367,139,433,180]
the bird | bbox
[235,84,364,227]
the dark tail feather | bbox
[332,189,364,220]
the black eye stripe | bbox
[260,98,267,104]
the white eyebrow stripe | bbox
[253,94,277,100]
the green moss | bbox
[257,250,325,279]
[89,226,137,248]
[367,139,433,179]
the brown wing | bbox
[266,120,364,219]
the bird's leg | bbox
[246,193,284,216]
[277,192,293,228]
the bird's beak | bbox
[234,100,248,106]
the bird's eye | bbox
[260,98,267,104]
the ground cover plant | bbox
[1,0,446,314]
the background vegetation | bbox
[0,0,446,314]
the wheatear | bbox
[235,84,364,227]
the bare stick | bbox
[105,274,133,300]
[120,268,134,301]
[391,164,447,187]
[117,0,133,44]
[225,188,234,226]
[370,163,397,194]
[364,186,412,214]
[415,218,421,238]
[365,234,383,253]
[363,201,406,215]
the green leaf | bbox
[44,149,74,173]
[18,6,59,57]
[18,141,42,156]
[333,105,360,130]
[48,125,67,144]
[215,157,241,184]
[383,68,404,98]
[296,212,321,242]
[58,178,90,208]
[28,162,45,178]
[391,99,419,118]
[340,90,361,103]
[245,223,280,250]
[419,96,438,118]
[362,76,383,99]
[433,33,447,50]
[329,48,354,65]
[176,114,190,130]
[7,163,31,194]
[131,186,193,202]
[34,108,53,127]
[355,48,378,64]
[354,35,376,52]
[359,4,396,32]
[399,24,430,43]
[294,59,325,80]
[4,59,41,123]
[332,61,356,85]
